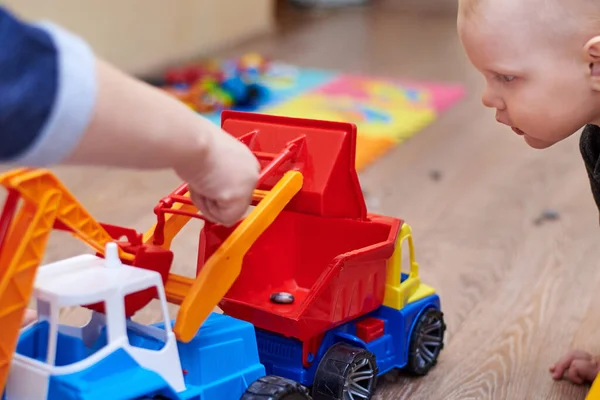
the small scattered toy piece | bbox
[160,53,271,114]
[237,52,270,76]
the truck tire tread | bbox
[241,375,312,399]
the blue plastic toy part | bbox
[220,76,270,110]
[8,312,266,400]
[159,312,266,399]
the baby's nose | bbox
[481,92,493,108]
[481,83,506,110]
[481,92,505,110]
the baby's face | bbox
[457,2,600,149]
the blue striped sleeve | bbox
[0,7,97,166]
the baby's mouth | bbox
[512,127,525,136]
[496,116,525,135]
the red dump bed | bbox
[218,110,367,219]
[197,111,401,341]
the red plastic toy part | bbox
[197,111,401,343]
[86,224,173,318]
[203,214,400,342]
[220,110,367,220]
[355,317,386,343]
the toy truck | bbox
[0,158,306,399]
[0,110,445,400]
[156,111,447,399]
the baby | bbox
[457,0,600,386]
[0,7,260,325]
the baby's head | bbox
[458,0,600,148]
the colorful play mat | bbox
[182,63,466,171]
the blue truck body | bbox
[7,313,265,400]
[254,294,442,387]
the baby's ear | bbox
[584,36,600,90]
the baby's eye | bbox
[498,74,515,83]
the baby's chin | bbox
[522,134,556,149]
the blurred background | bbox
[4,1,600,398]
[5,0,468,172]
[4,0,455,75]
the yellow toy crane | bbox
[0,126,304,396]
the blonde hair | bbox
[458,0,600,38]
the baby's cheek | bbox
[515,94,546,121]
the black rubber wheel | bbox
[406,308,446,375]
[241,375,312,399]
[312,343,378,400]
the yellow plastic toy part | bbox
[587,377,600,400]
[383,222,435,310]
[167,170,303,343]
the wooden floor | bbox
[28,1,600,399]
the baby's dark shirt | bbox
[580,124,600,216]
